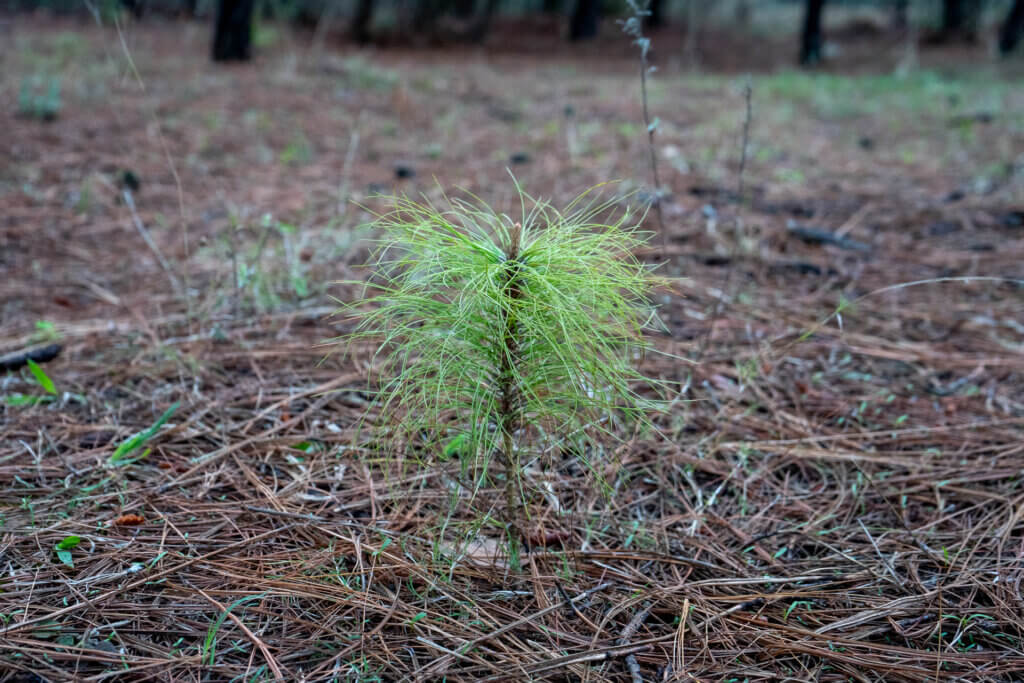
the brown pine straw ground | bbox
[2,14,1024,682]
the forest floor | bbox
[2,14,1024,682]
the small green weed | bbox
[340,56,398,92]
[54,535,82,568]
[218,211,321,314]
[26,359,56,395]
[203,594,266,666]
[109,402,180,466]
[17,75,62,121]
[279,133,314,165]
[4,358,58,407]
[32,320,60,343]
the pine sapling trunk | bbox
[498,223,524,552]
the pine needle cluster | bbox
[339,183,665,528]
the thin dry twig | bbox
[617,603,652,683]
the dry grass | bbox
[2,16,1024,682]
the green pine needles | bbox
[339,183,665,540]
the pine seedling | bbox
[338,183,665,553]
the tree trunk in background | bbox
[183,0,197,18]
[468,0,499,42]
[569,0,599,40]
[542,0,561,14]
[799,0,825,66]
[351,0,374,44]
[1000,0,1024,54]
[891,0,908,31]
[942,0,965,31]
[684,0,701,64]
[413,0,440,37]
[121,0,144,18]
[941,0,982,42]
[212,0,254,61]
[734,0,751,31]
[646,0,663,29]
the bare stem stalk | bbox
[638,51,667,251]
[696,81,753,365]
[622,1,667,251]
[498,223,524,558]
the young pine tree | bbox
[338,184,666,553]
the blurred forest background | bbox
[4,0,1024,62]
[2,0,1024,681]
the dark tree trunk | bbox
[183,0,197,18]
[891,0,908,32]
[351,0,374,44]
[569,0,599,40]
[943,0,964,31]
[941,0,982,41]
[799,0,825,66]
[646,0,664,29]
[212,0,255,61]
[121,0,144,18]
[542,0,561,13]
[734,0,751,29]
[467,0,499,42]
[1000,0,1024,54]
[413,0,440,36]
